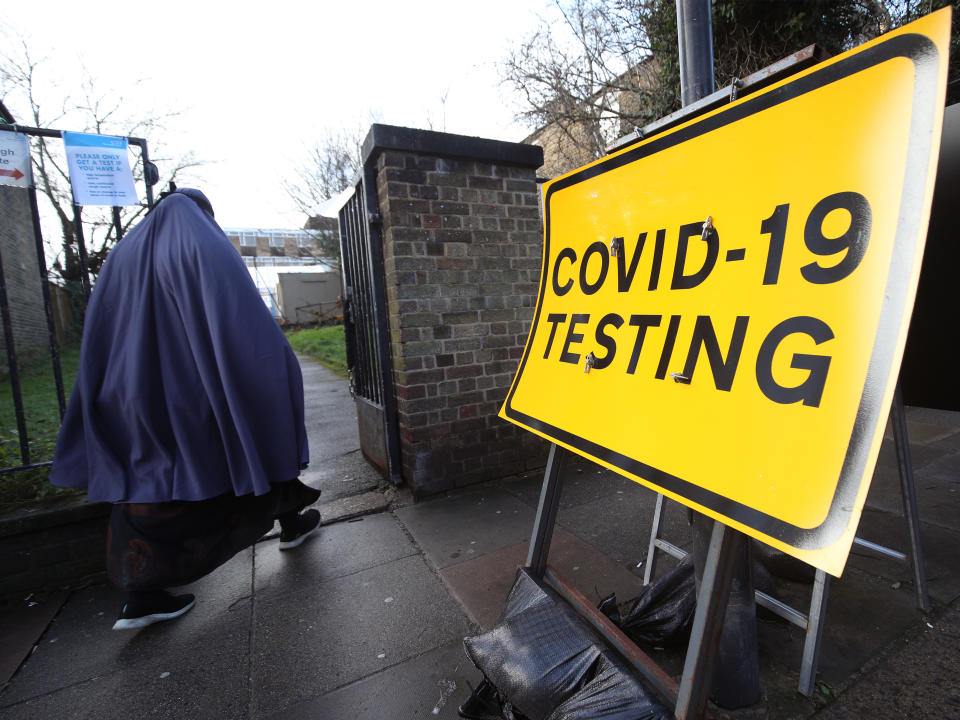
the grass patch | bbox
[286,324,348,375]
[0,346,83,509]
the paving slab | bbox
[1,549,254,707]
[866,420,960,528]
[394,486,537,570]
[297,357,383,503]
[0,591,67,687]
[751,567,917,688]
[902,418,960,445]
[911,454,960,529]
[494,455,637,510]
[872,436,944,481]
[850,507,960,606]
[928,427,960,452]
[813,598,960,719]
[250,554,472,717]
[439,540,527,631]
[0,645,249,720]
[254,513,418,601]
[299,362,351,408]
[558,482,692,575]
[805,567,925,686]
[904,405,960,433]
[261,640,480,720]
[440,527,649,630]
[300,449,382,503]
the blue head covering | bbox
[50,189,309,502]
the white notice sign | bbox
[62,131,139,206]
[0,133,33,188]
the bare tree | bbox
[285,128,363,220]
[502,1,657,174]
[504,0,953,177]
[284,127,365,267]
[0,34,203,285]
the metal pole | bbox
[891,383,932,612]
[798,569,831,696]
[676,0,716,106]
[644,493,666,585]
[676,1,760,710]
[675,521,742,719]
[28,187,66,418]
[525,443,566,577]
[0,242,31,464]
[134,139,156,208]
[691,515,760,708]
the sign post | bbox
[673,0,761,709]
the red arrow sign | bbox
[0,169,24,180]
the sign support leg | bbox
[890,383,931,612]
[797,569,830,696]
[675,520,744,720]
[643,493,666,585]
[525,443,566,578]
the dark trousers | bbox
[107,479,320,592]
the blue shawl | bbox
[50,190,309,502]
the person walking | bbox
[50,187,321,630]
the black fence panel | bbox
[337,174,402,485]
[0,123,155,485]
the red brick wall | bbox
[374,149,548,495]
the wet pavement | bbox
[0,357,957,719]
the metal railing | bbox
[337,170,402,485]
[0,122,156,480]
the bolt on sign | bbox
[501,9,952,576]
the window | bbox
[239,231,256,247]
[269,231,285,248]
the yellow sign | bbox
[501,9,952,576]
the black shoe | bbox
[279,509,322,550]
[112,592,196,631]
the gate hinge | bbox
[367,212,382,226]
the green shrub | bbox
[285,325,348,375]
[0,346,83,509]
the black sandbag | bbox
[463,568,669,720]
[545,655,672,720]
[599,554,783,649]
[604,560,697,646]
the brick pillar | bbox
[362,125,548,496]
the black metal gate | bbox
[338,168,402,485]
[0,121,157,484]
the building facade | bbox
[223,224,335,260]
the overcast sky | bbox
[1,1,556,229]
